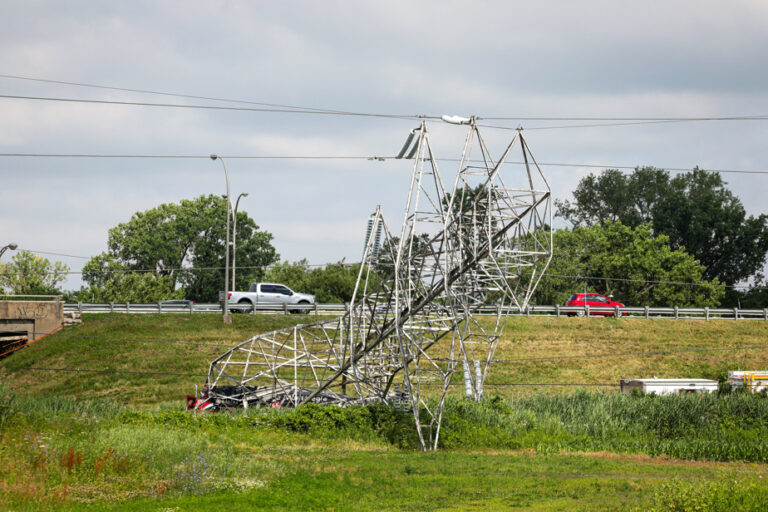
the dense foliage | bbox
[264,259,379,303]
[78,195,278,302]
[532,221,724,307]
[555,168,768,299]
[4,388,768,507]
[0,250,69,295]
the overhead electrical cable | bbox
[483,114,768,121]
[2,74,767,124]
[0,73,363,115]
[6,367,619,386]
[2,93,767,129]
[489,343,768,363]
[24,249,91,259]
[18,331,768,360]
[1,264,765,290]
[0,153,766,175]
[15,366,205,378]
[31,332,233,348]
[0,94,431,120]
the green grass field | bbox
[2,314,768,510]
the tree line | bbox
[1,168,766,307]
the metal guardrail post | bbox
[555,304,560,317]
[734,307,739,320]
[674,306,679,319]
[110,302,114,313]
[586,305,590,317]
[705,307,709,321]
[189,302,193,314]
[78,302,82,314]
[764,308,768,321]
[283,303,288,316]
[314,303,318,316]
[158,302,162,313]
[126,302,131,314]
[644,306,649,319]
[615,305,620,317]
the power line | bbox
[547,273,730,289]
[1,152,766,175]
[4,94,768,133]
[0,94,429,121]
[14,366,205,378]
[489,343,768,363]
[0,73,363,115]
[4,365,618,387]
[481,118,768,132]
[8,341,767,383]
[0,153,376,160]
[0,264,763,290]
[6,366,619,387]
[484,115,768,121]
[0,263,342,277]
[25,249,91,260]
[0,325,63,358]
[40,332,233,348]
[6,73,767,124]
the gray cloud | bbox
[1,1,767,290]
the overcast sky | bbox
[2,1,768,291]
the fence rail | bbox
[61,302,768,320]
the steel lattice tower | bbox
[202,119,552,451]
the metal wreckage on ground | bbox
[192,118,553,450]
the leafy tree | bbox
[263,259,312,294]
[0,250,69,295]
[653,170,768,286]
[556,168,768,289]
[76,254,184,303]
[84,195,278,302]
[305,263,366,303]
[555,167,668,228]
[264,260,376,303]
[533,222,724,307]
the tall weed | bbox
[653,474,768,511]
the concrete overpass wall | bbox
[0,300,63,340]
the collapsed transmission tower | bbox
[201,118,552,450]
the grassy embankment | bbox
[2,314,768,510]
[2,313,767,401]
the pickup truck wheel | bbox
[237,299,254,313]
[291,300,310,314]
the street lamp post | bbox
[232,192,249,291]
[210,155,232,324]
[0,242,18,260]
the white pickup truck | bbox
[220,283,315,312]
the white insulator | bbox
[441,115,471,125]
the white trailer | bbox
[620,378,719,395]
